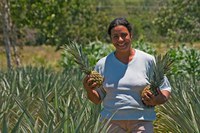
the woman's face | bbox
[111,25,132,53]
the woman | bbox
[83,17,171,133]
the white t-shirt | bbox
[95,49,171,121]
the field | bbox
[0,42,199,71]
[0,45,61,71]
[0,41,200,132]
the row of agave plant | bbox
[0,66,110,133]
[0,41,200,132]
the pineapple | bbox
[141,52,174,98]
[64,41,104,89]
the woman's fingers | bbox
[83,75,89,86]
[83,75,98,90]
[142,90,156,106]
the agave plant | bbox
[0,66,110,133]
[154,75,200,133]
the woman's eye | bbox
[112,35,118,39]
[121,33,127,38]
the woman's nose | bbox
[118,36,124,41]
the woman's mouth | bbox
[117,43,126,48]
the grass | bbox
[0,45,61,70]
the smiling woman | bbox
[83,17,172,133]
[111,25,134,64]
[109,18,134,64]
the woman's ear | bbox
[130,33,133,39]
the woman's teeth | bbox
[118,43,125,47]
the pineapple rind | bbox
[90,71,104,88]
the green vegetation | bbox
[8,0,110,46]
[154,0,200,43]
[0,66,109,132]
[1,41,200,132]
[1,0,198,46]
[154,75,200,133]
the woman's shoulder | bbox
[96,52,114,66]
[135,49,154,61]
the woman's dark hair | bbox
[107,17,133,37]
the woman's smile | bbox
[116,42,128,49]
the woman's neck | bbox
[115,48,135,64]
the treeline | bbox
[0,0,199,47]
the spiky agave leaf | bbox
[155,75,200,132]
[64,41,104,88]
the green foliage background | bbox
[154,0,200,42]
[9,0,110,46]
[3,0,198,46]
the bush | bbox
[168,44,200,81]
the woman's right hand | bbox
[83,75,98,91]
[83,75,102,104]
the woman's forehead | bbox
[111,25,129,33]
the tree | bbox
[9,0,110,46]
[154,0,200,43]
[0,0,20,69]
[1,0,12,69]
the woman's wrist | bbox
[86,89,101,104]
[154,94,168,105]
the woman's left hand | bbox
[142,89,171,106]
[141,90,157,106]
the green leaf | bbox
[14,97,36,133]
[11,112,25,133]
[46,118,53,133]
[2,114,8,133]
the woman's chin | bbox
[117,45,129,51]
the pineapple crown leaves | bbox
[150,52,174,89]
[64,41,92,74]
